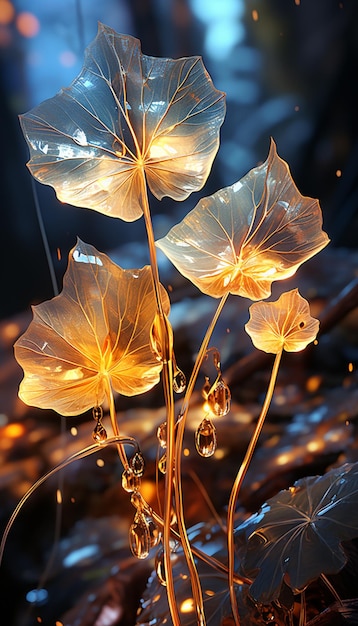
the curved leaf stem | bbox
[172,293,229,623]
[0,436,139,566]
[140,171,182,626]
[227,348,283,626]
[320,573,343,606]
[105,376,129,470]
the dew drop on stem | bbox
[195,418,217,457]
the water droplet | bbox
[173,367,186,393]
[158,452,167,474]
[155,548,166,586]
[92,406,103,421]
[207,378,231,417]
[195,418,217,457]
[146,515,161,548]
[122,467,141,493]
[129,512,151,559]
[157,421,167,448]
[130,451,145,477]
[92,421,107,442]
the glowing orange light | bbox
[57,247,62,261]
[56,489,62,504]
[252,9,259,21]
[180,598,195,613]
[295,0,300,5]
[16,12,40,38]
[96,458,105,467]
[348,362,354,372]
[70,426,78,436]
[306,375,322,393]
[2,422,25,438]
[0,0,14,25]
[183,447,190,456]
[336,169,342,177]
[2,321,20,342]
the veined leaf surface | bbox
[245,289,320,353]
[14,239,170,416]
[20,24,225,221]
[235,462,358,604]
[156,140,329,300]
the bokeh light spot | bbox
[59,50,77,67]
[0,0,14,25]
[16,11,40,38]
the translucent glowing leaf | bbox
[156,140,329,299]
[14,239,170,416]
[245,288,319,354]
[235,462,358,603]
[20,24,225,221]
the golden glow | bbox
[183,447,190,457]
[2,422,25,439]
[56,489,62,504]
[348,362,354,373]
[16,12,40,38]
[336,169,342,178]
[70,426,78,436]
[276,453,291,466]
[96,458,105,467]
[306,375,322,393]
[2,321,20,342]
[180,598,195,613]
[307,440,322,453]
[0,0,14,25]
[252,9,259,21]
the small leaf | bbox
[245,288,319,354]
[156,140,329,300]
[235,462,358,604]
[14,239,169,416]
[20,24,225,221]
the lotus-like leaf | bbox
[235,462,358,604]
[245,288,319,353]
[20,24,225,221]
[14,239,170,416]
[156,140,329,300]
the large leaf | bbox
[235,462,358,604]
[156,140,329,300]
[245,289,320,354]
[20,24,225,221]
[14,239,170,416]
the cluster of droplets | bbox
[124,454,162,559]
[92,405,107,442]
[195,351,231,457]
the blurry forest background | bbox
[1,0,358,319]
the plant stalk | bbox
[227,348,283,626]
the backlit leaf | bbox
[156,140,329,299]
[245,289,319,353]
[14,239,170,416]
[235,462,358,604]
[20,24,225,221]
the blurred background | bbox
[1,0,358,318]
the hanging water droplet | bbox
[195,418,217,457]
[173,367,186,393]
[92,420,107,442]
[146,515,161,548]
[155,548,166,586]
[157,421,167,448]
[129,512,151,559]
[92,405,103,421]
[207,378,231,417]
[130,451,145,477]
[158,452,167,474]
[122,467,141,493]
[202,376,211,399]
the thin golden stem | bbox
[0,435,139,566]
[140,172,182,626]
[227,349,283,626]
[171,293,229,624]
[299,591,306,626]
[105,376,129,470]
[320,573,343,606]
